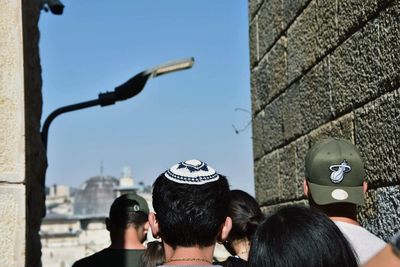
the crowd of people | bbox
[71,138,400,267]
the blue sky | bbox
[39,0,254,194]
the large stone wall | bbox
[249,0,399,241]
[0,0,46,266]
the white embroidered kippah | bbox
[165,159,220,185]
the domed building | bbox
[73,175,119,216]
[41,167,145,267]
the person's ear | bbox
[148,212,160,238]
[220,217,232,242]
[105,218,111,231]
[303,179,309,197]
[363,181,368,193]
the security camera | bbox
[42,0,65,15]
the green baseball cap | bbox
[305,138,365,206]
[109,193,150,219]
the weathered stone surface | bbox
[258,0,283,58]
[358,185,400,241]
[279,137,309,201]
[252,110,266,160]
[260,199,308,217]
[249,19,258,67]
[260,96,284,153]
[287,0,395,85]
[250,74,260,114]
[294,136,310,189]
[251,36,287,113]
[283,58,331,141]
[254,151,280,205]
[0,0,25,183]
[329,113,355,140]
[287,0,318,83]
[265,36,287,101]
[337,0,376,38]
[0,185,25,267]
[251,58,268,114]
[315,0,338,56]
[282,0,310,30]
[330,3,400,114]
[278,143,297,200]
[249,0,263,21]
[308,113,355,147]
[355,88,400,185]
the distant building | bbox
[40,167,150,267]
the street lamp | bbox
[41,57,195,150]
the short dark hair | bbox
[109,197,148,229]
[224,190,264,255]
[152,173,230,248]
[249,205,358,267]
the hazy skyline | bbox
[39,0,254,194]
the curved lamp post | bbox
[41,57,195,150]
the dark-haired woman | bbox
[249,205,359,267]
[138,241,165,267]
[216,190,264,267]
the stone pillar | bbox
[249,0,400,241]
[0,0,27,265]
[0,0,46,266]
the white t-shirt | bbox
[334,221,386,264]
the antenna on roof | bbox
[100,160,104,175]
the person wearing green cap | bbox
[303,138,386,264]
[72,193,150,267]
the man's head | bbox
[304,138,367,207]
[106,193,150,243]
[149,159,231,249]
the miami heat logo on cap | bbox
[329,160,351,184]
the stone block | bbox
[278,144,297,201]
[358,185,400,241]
[0,0,25,183]
[315,0,338,56]
[258,0,283,58]
[283,58,331,141]
[250,75,261,115]
[251,58,268,114]
[0,185,25,267]
[355,88,400,185]
[330,3,400,114]
[254,151,280,205]
[250,36,287,113]
[260,96,284,153]
[252,110,266,160]
[282,0,310,29]
[249,19,258,67]
[307,113,355,147]
[265,36,288,102]
[249,0,263,21]
[279,138,309,201]
[287,0,318,83]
